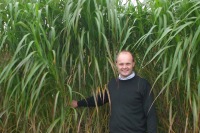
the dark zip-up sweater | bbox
[78,75,157,133]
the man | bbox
[71,50,157,133]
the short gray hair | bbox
[116,50,134,62]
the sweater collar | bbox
[118,71,135,80]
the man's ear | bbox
[132,61,135,67]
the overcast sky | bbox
[122,0,144,6]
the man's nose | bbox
[122,65,127,68]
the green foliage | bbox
[0,0,199,132]
[133,0,200,132]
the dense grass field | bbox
[0,0,200,132]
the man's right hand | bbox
[71,100,78,108]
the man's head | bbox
[116,50,135,78]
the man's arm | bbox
[143,81,157,133]
[71,100,78,108]
[71,89,109,108]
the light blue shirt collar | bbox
[118,71,135,80]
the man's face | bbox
[116,52,135,78]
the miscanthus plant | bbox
[0,0,199,133]
[131,0,200,132]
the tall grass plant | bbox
[0,0,199,132]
